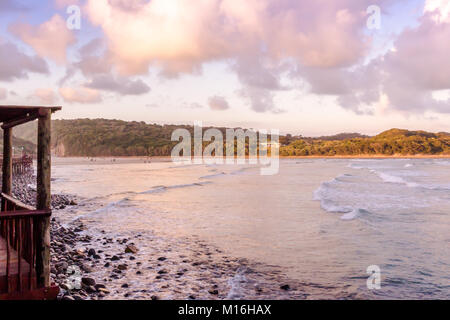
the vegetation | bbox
[10,119,450,157]
[280,129,450,156]
[0,130,37,156]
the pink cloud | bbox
[10,14,76,64]
[208,96,230,111]
[335,8,450,115]
[0,41,48,81]
[59,87,102,103]
[54,0,80,9]
[34,88,57,104]
[82,0,386,113]
[85,0,377,75]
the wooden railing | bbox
[0,193,51,295]
[0,155,33,176]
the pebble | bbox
[125,244,138,254]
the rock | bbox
[117,264,128,271]
[98,288,110,294]
[60,283,74,291]
[95,284,106,290]
[86,285,97,293]
[111,255,120,261]
[125,244,138,254]
[88,248,96,256]
[151,295,159,300]
[209,289,219,295]
[81,277,96,286]
[280,284,290,291]
[63,295,75,301]
[81,264,93,273]
[121,283,129,288]
[56,261,68,271]
[157,269,168,275]
[157,257,167,261]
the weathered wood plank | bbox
[1,127,12,210]
[0,237,30,276]
[35,109,51,287]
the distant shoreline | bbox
[54,155,450,159]
[51,154,450,166]
[280,155,450,159]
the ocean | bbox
[51,158,450,299]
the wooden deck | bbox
[0,236,35,293]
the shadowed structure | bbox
[0,105,61,300]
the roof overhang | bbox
[0,106,62,129]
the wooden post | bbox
[36,109,51,287]
[2,127,12,210]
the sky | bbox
[0,0,449,136]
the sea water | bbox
[51,158,450,299]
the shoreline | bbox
[52,154,450,162]
[281,155,450,159]
[14,171,314,300]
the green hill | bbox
[281,128,450,156]
[10,119,450,157]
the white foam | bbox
[340,208,370,221]
[371,170,419,188]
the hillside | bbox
[13,119,255,157]
[0,129,37,156]
[281,128,450,156]
[11,120,450,157]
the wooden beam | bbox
[1,112,38,130]
[2,127,12,210]
[0,209,51,220]
[35,109,51,287]
[1,192,36,211]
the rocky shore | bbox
[12,172,110,300]
[12,172,311,300]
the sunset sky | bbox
[0,0,449,136]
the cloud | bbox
[208,96,230,111]
[334,7,450,115]
[59,38,150,97]
[85,74,150,95]
[83,0,391,113]
[0,0,29,12]
[233,55,288,112]
[10,14,76,64]
[0,41,48,81]
[0,88,7,100]
[59,87,102,103]
[424,0,450,23]
[85,0,376,75]
[34,88,57,104]
[54,0,80,9]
